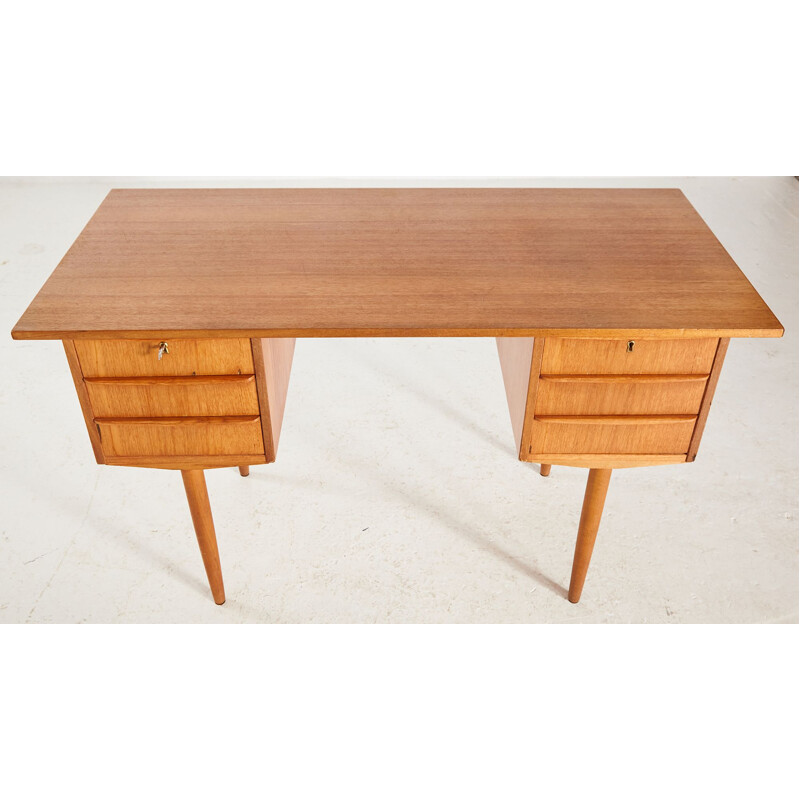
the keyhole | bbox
[626,340,635,353]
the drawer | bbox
[535,375,708,416]
[529,415,697,455]
[75,338,254,378]
[541,338,718,375]
[96,416,265,457]
[85,375,260,418]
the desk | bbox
[11,188,783,606]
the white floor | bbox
[0,176,796,623]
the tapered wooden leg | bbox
[181,469,226,604]
[568,468,612,604]
[238,465,250,477]
[540,464,551,477]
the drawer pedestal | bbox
[498,334,729,601]
[63,335,296,605]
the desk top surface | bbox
[12,188,782,340]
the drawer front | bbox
[75,338,254,377]
[97,416,265,457]
[530,415,696,455]
[541,338,718,375]
[86,376,260,418]
[535,375,708,416]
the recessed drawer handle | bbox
[157,341,170,360]
[626,340,635,352]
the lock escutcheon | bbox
[626,340,635,353]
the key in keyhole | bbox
[158,342,169,360]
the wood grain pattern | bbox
[535,374,708,415]
[181,469,225,604]
[63,339,104,464]
[12,189,783,340]
[541,337,719,375]
[687,338,730,461]
[85,375,259,417]
[529,415,697,455]
[74,338,253,377]
[496,336,535,455]
[96,416,265,457]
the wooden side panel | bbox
[75,338,253,377]
[536,374,708,416]
[687,338,730,461]
[97,416,264,457]
[518,339,546,459]
[85,375,259,417]
[251,338,295,461]
[530,415,697,455]
[496,337,534,455]
[542,337,719,375]
[262,338,295,455]
[63,339,104,463]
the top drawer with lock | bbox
[541,337,719,375]
[74,338,254,378]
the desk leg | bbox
[181,469,226,605]
[238,465,250,477]
[568,468,612,604]
[540,464,551,477]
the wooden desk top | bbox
[12,188,782,340]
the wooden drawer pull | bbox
[95,416,260,425]
[85,375,255,385]
[539,374,708,382]
[535,415,696,424]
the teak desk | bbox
[12,189,783,606]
